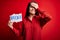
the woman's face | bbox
[29,2,38,15]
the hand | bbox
[31,2,39,9]
[8,20,14,29]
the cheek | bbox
[29,7,35,12]
[29,7,32,11]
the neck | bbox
[28,14,35,21]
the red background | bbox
[0,0,60,40]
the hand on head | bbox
[31,2,39,9]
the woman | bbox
[8,1,51,40]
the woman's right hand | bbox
[8,20,14,29]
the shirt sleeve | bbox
[36,8,51,28]
[12,21,24,37]
[39,16,51,28]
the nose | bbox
[31,7,35,11]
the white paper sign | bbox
[10,13,22,22]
